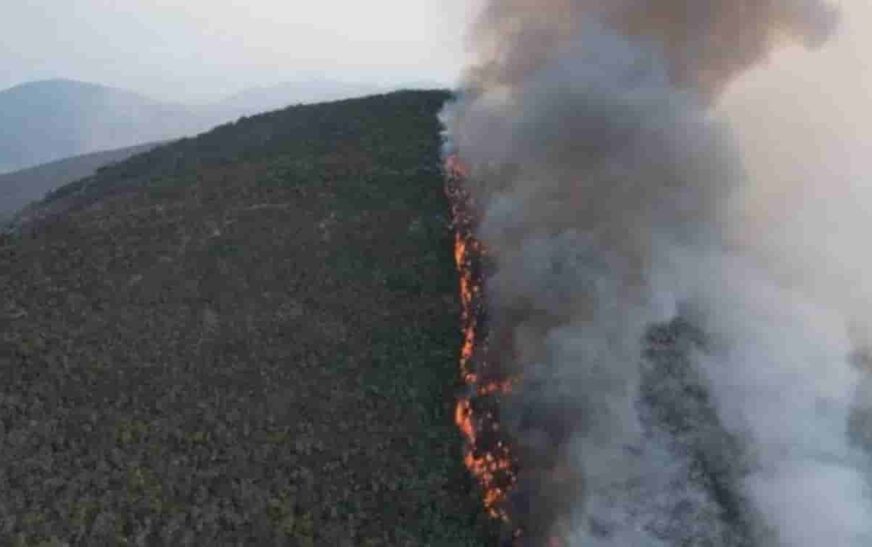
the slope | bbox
[0,90,494,545]
[0,142,161,223]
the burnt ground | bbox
[0,91,497,545]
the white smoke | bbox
[444,0,872,544]
[651,243,872,546]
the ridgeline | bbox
[0,91,495,545]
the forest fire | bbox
[444,155,519,527]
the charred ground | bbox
[0,90,497,545]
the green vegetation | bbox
[0,141,159,223]
[0,91,496,544]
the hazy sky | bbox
[3,0,866,106]
[720,0,872,194]
[1,0,479,103]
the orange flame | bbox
[445,155,518,525]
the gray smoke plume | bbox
[442,1,872,544]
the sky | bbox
[0,0,480,103]
[1,0,867,108]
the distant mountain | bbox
[0,78,447,176]
[216,79,388,116]
[0,79,211,173]
[0,141,162,223]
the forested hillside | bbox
[0,142,160,222]
[0,91,495,545]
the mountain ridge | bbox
[0,78,445,176]
[0,141,162,223]
[0,89,495,544]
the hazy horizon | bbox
[0,77,437,107]
[1,0,478,104]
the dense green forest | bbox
[1,91,496,545]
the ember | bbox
[444,155,519,527]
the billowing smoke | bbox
[442,0,872,544]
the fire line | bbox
[444,155,519,527]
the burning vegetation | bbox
[441,0,854,543]
[445,155,520,535]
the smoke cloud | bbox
[443,0,872,544]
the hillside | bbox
[0,142,161,223]
[0,91,495,544]
[0,80,210,173]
